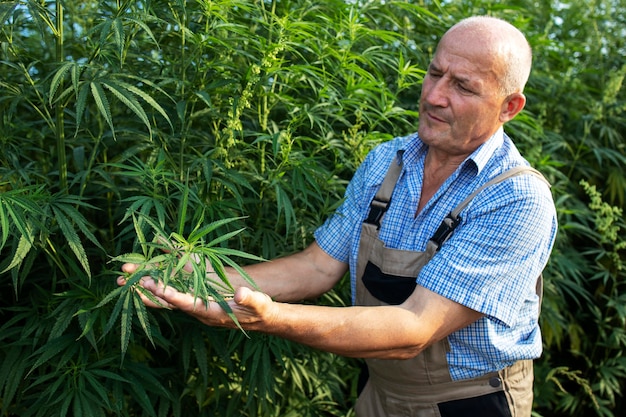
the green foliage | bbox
[534,180,626,416]
[1,0,429,415]
[1,0,625,416]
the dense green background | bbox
[1,0,625,416]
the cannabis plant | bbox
[2,0,626,416]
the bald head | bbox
[441,16,532,96]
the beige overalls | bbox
[353,158,547,417]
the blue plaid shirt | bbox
[314,128,558,380]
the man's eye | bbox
[457,84,473,93]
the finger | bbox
[140,277,197,308]
[121,263,139,274]
[143,279,232,319]
[117,274,173,309]
[137,278,179,309]
[137,289,174,309]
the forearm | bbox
[131,267,482,360]
[220,242,347,303]
[136,280,431,359]
[137,282,428,359]
[236,283,482,360]
[255,302,428,359]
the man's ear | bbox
[499,93,526,123]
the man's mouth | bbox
[420,103,447,124]
[426,111,446,123]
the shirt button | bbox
[489,377,502,388]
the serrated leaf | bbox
[132,212,150,257]
[1,234,33,274]
[60,395,72,417]
[214,253,261,291]
[119,197,152,224]
[90,369,130,383]
[26,0,57,37]
[136,284,170,309]
[0,200,9,250]
[27,335,75,376]
[101,283,134,336]
[52,196,105,249]
[123,16,158,45]
[0,2,18,25]
[82,371,111,408]
[0,347,27,415]
[115,77,173,129]
[90,81,116,139]
[132,290,154,346]
[48,299,75,342]
[192,331,209,384]
[204,227,247,248]
[215,297,246,336]
[112,17,125,58]
[142,253,172,267]
[120,290,134,360]
[127,373,157,417]
[52,206,91,278]
[76,310,98,351]
[94,285,125,310]
[187,216,246,242]
[70,61,82,96]
[2,198,36,246]
[134,213,169,252]
[275,184,295,233]
[206,246,266,263]
[102,79,150,132]
[95,18,113,49]
[48,62,74,105]
[110,252,148,265]
[175,250,193,274]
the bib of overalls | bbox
[353,157,543,417]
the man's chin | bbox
[417,128,447,145]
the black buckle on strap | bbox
[430,212,462,250]
[364,198,390,229]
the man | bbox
[119,16,557,416]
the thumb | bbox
[232,287,277,328]
[233,286,255,306]
[233,287,273,309]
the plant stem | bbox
[55,0,67,192]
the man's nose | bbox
[422,78,449,107]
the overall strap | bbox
[429,165,550,250]
[451,166,549,219]
[362,161,549,311]
[427,165,550,314]
[364,154,403,229]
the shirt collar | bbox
[469,127,505,174]
[398,127,505,176]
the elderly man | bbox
[120,16,557,417]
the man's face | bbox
[418,31,509,156]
